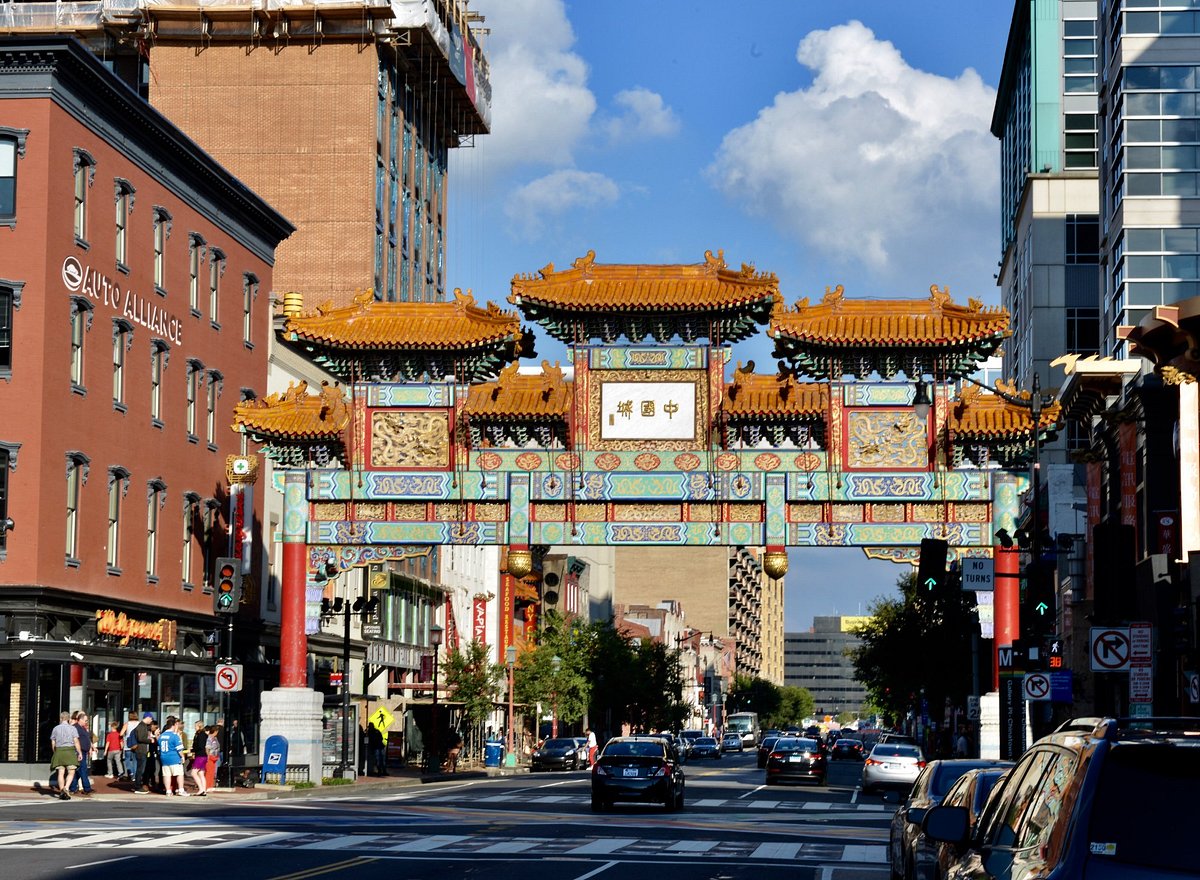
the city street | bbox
[0,753,888,879]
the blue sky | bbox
[448,1,1016,631]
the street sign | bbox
[1090,627,1131,672]
[1050,670,1073,702]
[962,557,994,591]
[1130,664,1153,702]
[215,663,243,692]
[330,671,344,686]
[1024,672,1052,702]
[966,695,980,721]
[368,705,394,733]
[1187,671,1200,704]
[1130,622,1153,661]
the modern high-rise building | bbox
[783,617,868,718]
[993,0,1102,440]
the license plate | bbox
[622,768,639,777]
[788,755,804,763]
[883,763,896,770]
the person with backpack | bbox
[121,712,140,788]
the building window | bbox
[186,359,202,440]
[0,130,25,223]
[114,179,135,269]
[182,493,200,587]
[242,273,258,345]
[65,452,90,562]
[206,369,223,448]
[202,499,220,589]
[0,283,13,376]
[209,247,225,326]
[73,149,95,243]
[1066,307,1101,355]
[0,445,10,553]
[112,319,132,409]
[68,296,92,390]
[146,479,165,580]
[188,234,205,315]
[153,207,172,292]
[1066,215,1100,264]
[150,340,168,424]
[107,466,129,571]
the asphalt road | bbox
[0,751,891,880]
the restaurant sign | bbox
[95,609,178,650]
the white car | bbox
[861,742,926,793]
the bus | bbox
[726,712,761,747]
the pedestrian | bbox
[955,728,970,758]
[189,721,208,796]
[132,712,154,793]
[104,721,124,779]
[229,719,247,758]
[204,724,221,791]
[68,712,96,795]
[49,711,81,800]
[443,728,462,773]
[367,722,386,776]
[159,717,187,796]
[585,727,598,766]
[144,720,162,793]
[121,711,140,784]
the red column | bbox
[993,545,1021,689]
[279,471,309,689]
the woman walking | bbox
[204,724,221,792]
[190,721,208,795]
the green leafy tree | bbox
[440,640,504,729]
[727,674,782,719]
[767,686,815,729]
[513,611,591,728]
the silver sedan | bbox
[861,742,926,793]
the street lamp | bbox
[429,623,443,773]
[505,646,517,767]
[550,655,562,739]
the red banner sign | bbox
[473,597,488,645]
[499,573,515,658]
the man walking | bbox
[159,717,187,796]
[68,712,96,795]
[132,713,154,793]
[48,712,81,801]
[121,712,140,786]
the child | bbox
[104,721,124,778]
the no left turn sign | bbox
[1024,672,1052,702]
[216,663,243,692]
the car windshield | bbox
[775,738,818,751]
[931,761,1006,799]
[761,737,778,749]
[872,745,921,759]
[541,739,575,749]
[695,738,717,746]
[838,739,863,748]
[1087,743,1200,871]
[603,741,665,758]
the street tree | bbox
[440,639,504,730]
[727,674,783,719]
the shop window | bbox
[107,465,130,571]
[73,148,94,243]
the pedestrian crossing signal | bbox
[214,557,242,614]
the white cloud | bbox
[708,21,998,286]
[603,87,681,143]
[470,0,596,170]
[504,169,620,238]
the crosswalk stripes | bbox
[0,827,889,864]
[422,792,887,813]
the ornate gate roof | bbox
[509,249,780,344]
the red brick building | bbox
[0,37,291,773]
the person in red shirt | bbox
[104,721,124,778]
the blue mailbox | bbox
[261,734,289,783]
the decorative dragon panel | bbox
[370,411,450,469]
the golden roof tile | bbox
[463,361,572,420]
[509,249,781,312]
[233,380,348,439]
[769,284,1011,346]
[283,288,524,350]
[722,362,828,417]
[948,382,1062,438]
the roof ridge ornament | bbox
[703,249,726,273]
[929,284,951,312]
[572,250,597,274]
[822,285,845,310]
[539,360,564,397]
[453,288,477,312]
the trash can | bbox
[484,740,503,768]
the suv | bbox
[923,717,1200,879]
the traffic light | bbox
[917,538,949,597]
[214,557,242,614]
[1021,559,1056,639]
[541,555,566,619]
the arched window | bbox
[65,451,91,562]
[146,478,166,580]
[114,178,136,268]
[153,206,172,292]
[107,465,130,570]
[73,148,95,242]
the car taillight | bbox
[593,763,609,776]
[865,758,882,766]
[770,751,784,760]
[649,764,670,777]
[916,761,927,768]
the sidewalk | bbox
[0,762,529,802]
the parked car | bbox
[889,759,1012,880]
[926,767,1010,880]
[765,736,827,785]
[591,735,685,812]
[689,736,722,760]
[831,737,865,761]
[923,717,1200,879]
[862,742,926,793]
[678,729,704,757]
[756,735,780,768]
[721,732,744,752]
[531,737,586,771]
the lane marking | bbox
[566,839,638,855]
[295,835,384,851]
[384,834,470,852]
[67,855,136,870]
[738,785,766,799]
[841,844,888,862]
[572,861,618,880]
[267,856,378,880]
[209,832,304,848]
[750,842,802,860]
[665,840,719,853]
[478,839,541,853]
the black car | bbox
[831,737,865,761]
[926,767,1010,880]
[689,736,722,759]
[888,759,1012,880]
[756,735,780,768]
[923,717,1200,879]
[531,737,585,771]
[764,736,826,785]
[591,735,685,811]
